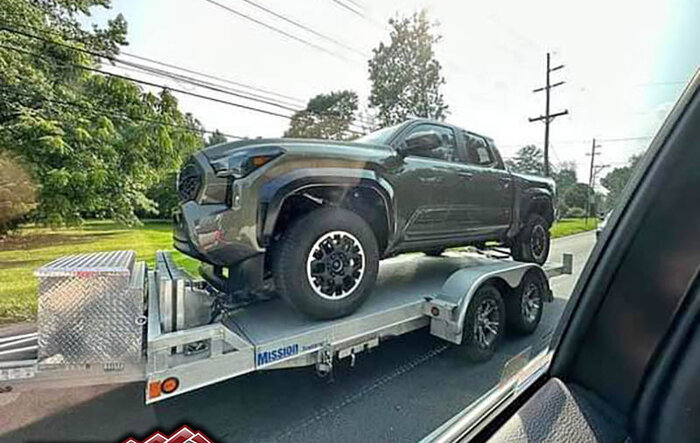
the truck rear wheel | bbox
[272,207,379,319]
[462,283,505,362]
[511,214,550,265]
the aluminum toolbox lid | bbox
[35,250,136,277]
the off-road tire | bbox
[272,207,379,319]
[462,284,506,362]
[511,214,550,265]
[505,271,545,335]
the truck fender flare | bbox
[258,167,395,245]
[427,262,549,344]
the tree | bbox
[563,183,593,210]
[505,145,550,176]
[0,0,204,225]
[601,154,643,211]
[0,152,36,234]
[206,130,228,146]
[368,10,448,126]
[552,161,577,218]
[285,90,358,140]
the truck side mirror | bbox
[400,131,442,156]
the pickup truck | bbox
[174,119,556,319]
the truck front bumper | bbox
[173,201,263,268]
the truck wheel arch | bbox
[259,168,395,253]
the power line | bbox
[122,52,305,105]
[0,25,371,132]
[331,0,365,18]
[238,0,366,57]
[498,136,653,149]
[0,25,305,113]
[528,52,569,177]
[1,89,246,139]
[0,19,309,106]
[0,42,296,120]
[200,0,354,63]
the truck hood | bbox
[201,138,392,162]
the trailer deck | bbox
[0,250,572,404]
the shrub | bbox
[0,152,37,234]
[566,207,587,218]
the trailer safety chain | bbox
[206,285,276,324]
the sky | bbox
[87,0,699,187]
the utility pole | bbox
[529,52,569,176]
[585,138,603,223]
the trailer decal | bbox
[256,344,299,366]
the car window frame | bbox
[462,130,498,169]
[391,121,464,164]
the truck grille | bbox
[178,161,202,202]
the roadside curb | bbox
[553,230,596,241]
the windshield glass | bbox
[0,0,696,442]
[356,123,403,144]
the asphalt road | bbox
[0,232,596,443]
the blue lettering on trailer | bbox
[257,344,299,366]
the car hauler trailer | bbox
[0,250,572,404]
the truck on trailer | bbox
[0,249,571,404]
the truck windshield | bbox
[356,124,402,145]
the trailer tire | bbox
[505,271,545,335]
[511,213,550,265]
[462,283,505,362]
[272,207,379,319]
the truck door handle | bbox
[499,177,511,188]
[458,172,474,180]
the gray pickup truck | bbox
[174,119,555,319]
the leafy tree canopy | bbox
[601,154,643,212]
[505,145,550,176]
[368,10,448,126]
[0,0,204,225]
[206,130,228,146]
[284,90,358,140]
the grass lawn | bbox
[0,220,199,324]
[0,217,598,325]
[550,217,598,239]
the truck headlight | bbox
[210,146,284,178]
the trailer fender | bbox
[424,262,550,344]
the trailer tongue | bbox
[0,250,572,404]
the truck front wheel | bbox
[511,214,550,265]
[272,207,379,319]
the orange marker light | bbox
[148,381,161,399]
[161,377,180,394]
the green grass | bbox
[551,217,598,238]
[0,220,199,324]
[0,217,599,325]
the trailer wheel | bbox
[272,207,379,319]
[511,214,550,265]
[506,272,544,335]
[462,283,506,362]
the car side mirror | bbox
[400,131,442,156]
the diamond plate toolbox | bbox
[35,250,145,366]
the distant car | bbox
[174,119,556,319]
[596,213,611,239]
